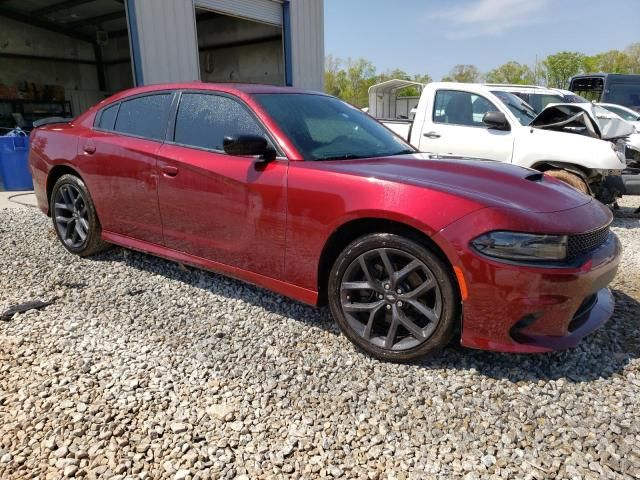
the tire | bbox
[328,233,459,362]
[546,169,590,195]
[50,174,110,257]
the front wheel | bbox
[50,174,110,256]
[328,233,459,362]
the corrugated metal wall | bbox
[127,0,200,85]
[289,0,324,92]
[195,0,283,26]
[128,0,324,92]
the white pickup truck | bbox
[368,80,628,203]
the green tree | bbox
[485,61,535,85]
[442,65,481,83]
[542,51,585,89]
[324,57,432,107]
[625,43,640,73]
[585,50,635,73]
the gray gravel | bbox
[1,200,639,480]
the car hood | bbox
[322,154,592,213]
[531,102,636,140]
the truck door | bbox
[417,89,514,162]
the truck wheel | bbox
[50,174,110,257]
[328,233,459,362]
[546,169,590,195]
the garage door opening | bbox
[195,8,284,86]
[0,0,133,130]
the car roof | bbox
[104,82,324,103]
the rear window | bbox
[570,77,605,102]
[96,104,119,130]
[114,94,173,140]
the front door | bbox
[418,89,514,162]
[156,92,288,278]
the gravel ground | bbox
[0,200,639,480]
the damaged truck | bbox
[368,80,633,204]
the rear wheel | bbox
[50,174,110,256]
[546,169,590,195]
[328,233,459,362]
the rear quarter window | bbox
[114,94,173,141]
[95,104,119,131]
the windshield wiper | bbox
[389,149,416,156]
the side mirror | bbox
[483,111,510,131]
[223,135,276,163]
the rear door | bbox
[79,92,174,245]
[156,91,288,278]
[417,89,514,162]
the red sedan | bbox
[29,83,621,362]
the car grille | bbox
[568,226,610,259]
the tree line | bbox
[325,43,640,107]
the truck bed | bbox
[380,119,412,141]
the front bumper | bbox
[508,288,614,351]
[433,204,621,353]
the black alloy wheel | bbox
[329,233,458,362]
[50,174,110,256]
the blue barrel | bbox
[0,135,33,191]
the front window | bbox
[506,92,589,114]
[174,93,268,152]
[253,94,414,161]
[491,91,537,125]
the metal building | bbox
[0,0,324,129]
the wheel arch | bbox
[46,165,85,216]
[530,161,592,180]
[316,217,456,306]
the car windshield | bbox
[491,91,538,125]
[253,93,415,161]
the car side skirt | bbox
[101,230,319,306]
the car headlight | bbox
[612,139,627,164]
[471,232,567,262]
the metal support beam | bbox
[124,0,144,86]
[32,0,98,17]
[198,35,282,53]
[282,0,292,86]
[0,51,96,65]
[0,10,94,43]
[65,11,126,29]
[93,44,107,91]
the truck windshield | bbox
[254,93,415,161]
[491,91,537,125]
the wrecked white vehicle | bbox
[370,81,626,203]
[490,85,640,189]
[529,101,640,198]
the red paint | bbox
[29,82,621,354]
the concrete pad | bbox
[0,191,37,210]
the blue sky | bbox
[324,0,640,80]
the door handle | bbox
[423,131,441,139]
[160,165,179,177]
[84,145,96,154]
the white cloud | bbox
[428,0,550,39]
